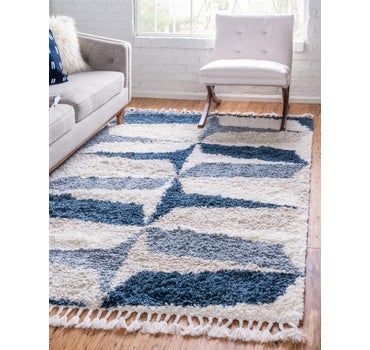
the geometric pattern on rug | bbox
[49,109,313,343]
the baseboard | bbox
[132,90,321,104]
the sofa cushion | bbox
[49,104,75,145]
[49,71,124,122]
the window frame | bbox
[134,0,309,51]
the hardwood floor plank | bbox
[50,98,321,350]
[308,111,321,249]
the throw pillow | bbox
[49,16,90,75]
[49,30,68,85]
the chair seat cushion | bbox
[49,70,124,122]
[49,104,75,145]
[199,59,291,87]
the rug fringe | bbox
[49,305,306,343]
[126,106,314,119]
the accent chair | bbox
[198,14,294,130]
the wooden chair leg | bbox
[280,86,290,131]
[116,107,125,125]
[198,86,213,129]
[210,86,222,105]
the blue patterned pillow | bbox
[49,29,68,85]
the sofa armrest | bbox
[78,33,132,101]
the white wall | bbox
[50,0,321,102]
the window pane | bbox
[155,0,174,33]
[137,0,306,41]
[175,0,192,34]
[192,0,231,34]
[138,0,174,34]
[138,0,155,33]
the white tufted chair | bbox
[198,14,294,130]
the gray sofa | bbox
[49,33,132,172]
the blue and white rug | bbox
[49,109,313,343]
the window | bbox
[135,0,308,43]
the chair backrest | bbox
[214,14,294,67]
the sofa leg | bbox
[116,107,125,125]
[198,86,221,129]
[280,86,290,131]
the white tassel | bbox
[49,305,306,343]
[259,322,274,342]
[166,322,182,335]
[65,309,84,328]
[243,328,255,342]
[140,313,154,333]
[154,321,168,333]
[126,320,142,332]
[283,327,306,343]
[49,307,64,326]
[106,318,120,330]
[126,313,142,332]
[77,309,93,329]
[184,316,209,337]
[52,308,73,327]
[104,310,123,330]
[207,318,229,338]
[90,309,104,329]
[149,314,168,334]
[126,106,313,120]
[207,325,230,339]
[166,315,182,335]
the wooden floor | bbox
[50,98,321,350]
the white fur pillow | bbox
[49,16,90,75]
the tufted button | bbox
[236,29,243,34]
[234,49,241,53]
[261,49,268,54]
[262,30,268,35]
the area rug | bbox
[49,108,313,343]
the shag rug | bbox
[49,108,313,343]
